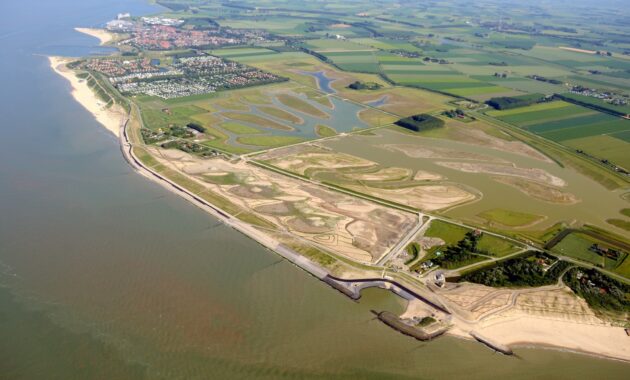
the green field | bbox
[478,208,544,227]
[386,67,514,100]
[488,100,630,168]
[210,47,281,59]
[236,135,306,147]
[423,220,520,258]
[321,51,381,73]
[352,38,423,52]
[140,103,208,131]
[306,39,373,51]
[563,135,630,169]
[477,234,521,257]
[424,220,470,246]
[552,233,626,271]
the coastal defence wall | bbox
[470,331,514,355]
[326,275,451,314]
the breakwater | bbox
[374,311,449,341]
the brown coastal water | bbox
[0,0,629,378]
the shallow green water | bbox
[216,92,368,148]
[325,128,630,235]
[0,1,629,379]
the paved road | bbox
[376,214,431,266]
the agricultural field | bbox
[214,15,315,37]
[488,101,630,169]
[384,63,521,101]
[552,233,629,273]
[210,47,282,61]
[424,220,470,246]
[301,39,381,73]
[351,38,423,53]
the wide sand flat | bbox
[383,144,505,162]
[435,161,566,187]
[149,149,417,264]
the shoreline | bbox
[74,27,114,46]
[49,55,630,365]
[446,315,630,363]
[49,56,124,137]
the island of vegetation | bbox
[347,80,382,90]
[394,114,444,132]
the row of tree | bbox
[461,252,570,288]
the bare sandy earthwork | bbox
[152,148,418,264]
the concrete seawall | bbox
[327,275,451,314]
[322,276,360,300]
[470,331,513,355]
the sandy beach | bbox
[473,315,630,362]
[74,27,114,45]
[426,282,630,362]
[49,56,124,137]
